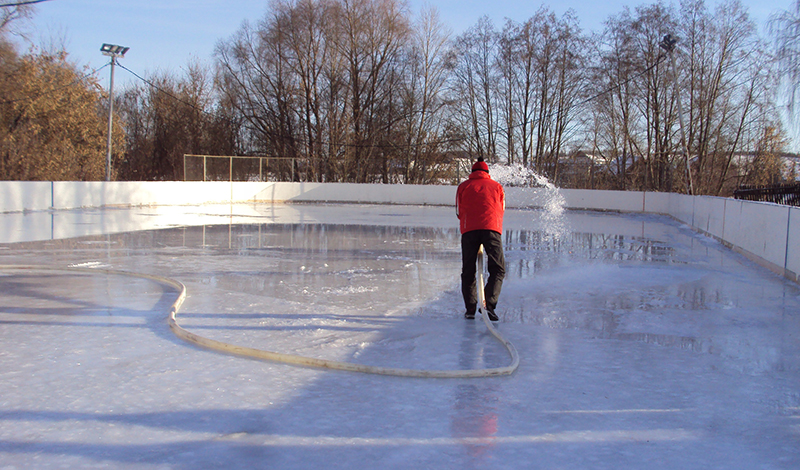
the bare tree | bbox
[397,5,452,183]
[279,0,337,181]
[498,16,541,168]
[216,12,300,180]
[215,0,411,183]
[450,17,499,161]
[544,10,586,183]
[593,10,641,189]
[627,2,679,191]
[587,0,773,195]
[679,0,767,195]
[336,0,410,182]
[737,125,787,186]
[117,64,240,180]
[769,0,800,135]
[0,2,32,34]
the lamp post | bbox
[100,43,129,182]
[659,34,693,195]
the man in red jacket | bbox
[456,156,505,321]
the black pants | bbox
[461,230,505,313]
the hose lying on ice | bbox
[1,264,518,378]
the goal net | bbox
[183,155,297,182]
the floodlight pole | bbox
[105,56,116,182]
[659,34,694,195]
[101,44,129,182]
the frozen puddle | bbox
[1,203,799,469]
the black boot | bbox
[484,305,499,322]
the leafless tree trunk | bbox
[399,6,451,183]
[450,17,498,161]
[769,0,800,137]
[680,0,764,195]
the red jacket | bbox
[456,171,505,234]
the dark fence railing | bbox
[733,183,800,207]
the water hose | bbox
[476,245,520,374]
[1,264,518,378]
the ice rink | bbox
[1,202,799,469]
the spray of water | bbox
[488,162,569,239]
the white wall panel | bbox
[787,207,800,281]
[561,189,644,212]
[692,196,728,240]
[505,187,551,209]
[2,181,798,284]
[669,193,695,226]
[255,182,457,206]
[0,182,51,212]
[724,200,790,272]
[643,192,671,215]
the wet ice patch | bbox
[337,268,373,275]
[323,285,379,295]
[377,255,413,261]
[68,261,111,269]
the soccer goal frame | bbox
[183,154,297,182]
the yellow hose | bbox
[1,264,518,378]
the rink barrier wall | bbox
[0,181,797,283]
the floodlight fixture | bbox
[659,34,678,53]
[101,43,129,181]
[658,33,694,195]
[100,43,129,57]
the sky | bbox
[10,0,793,89]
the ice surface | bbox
[1,203,799,469]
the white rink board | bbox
[788,207,800,281]
[561,189,645,212]
[255,182,456,206]
[0,181,51,212]
[642,192,672,215]
[692,196,728,240]
[668,193,695,227]
[1,180,798,283]
[723,200,791,272]
[51,181,237,209]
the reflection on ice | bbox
[3,209,797,376]
[504,229,679,280]
[1,204,800,468]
